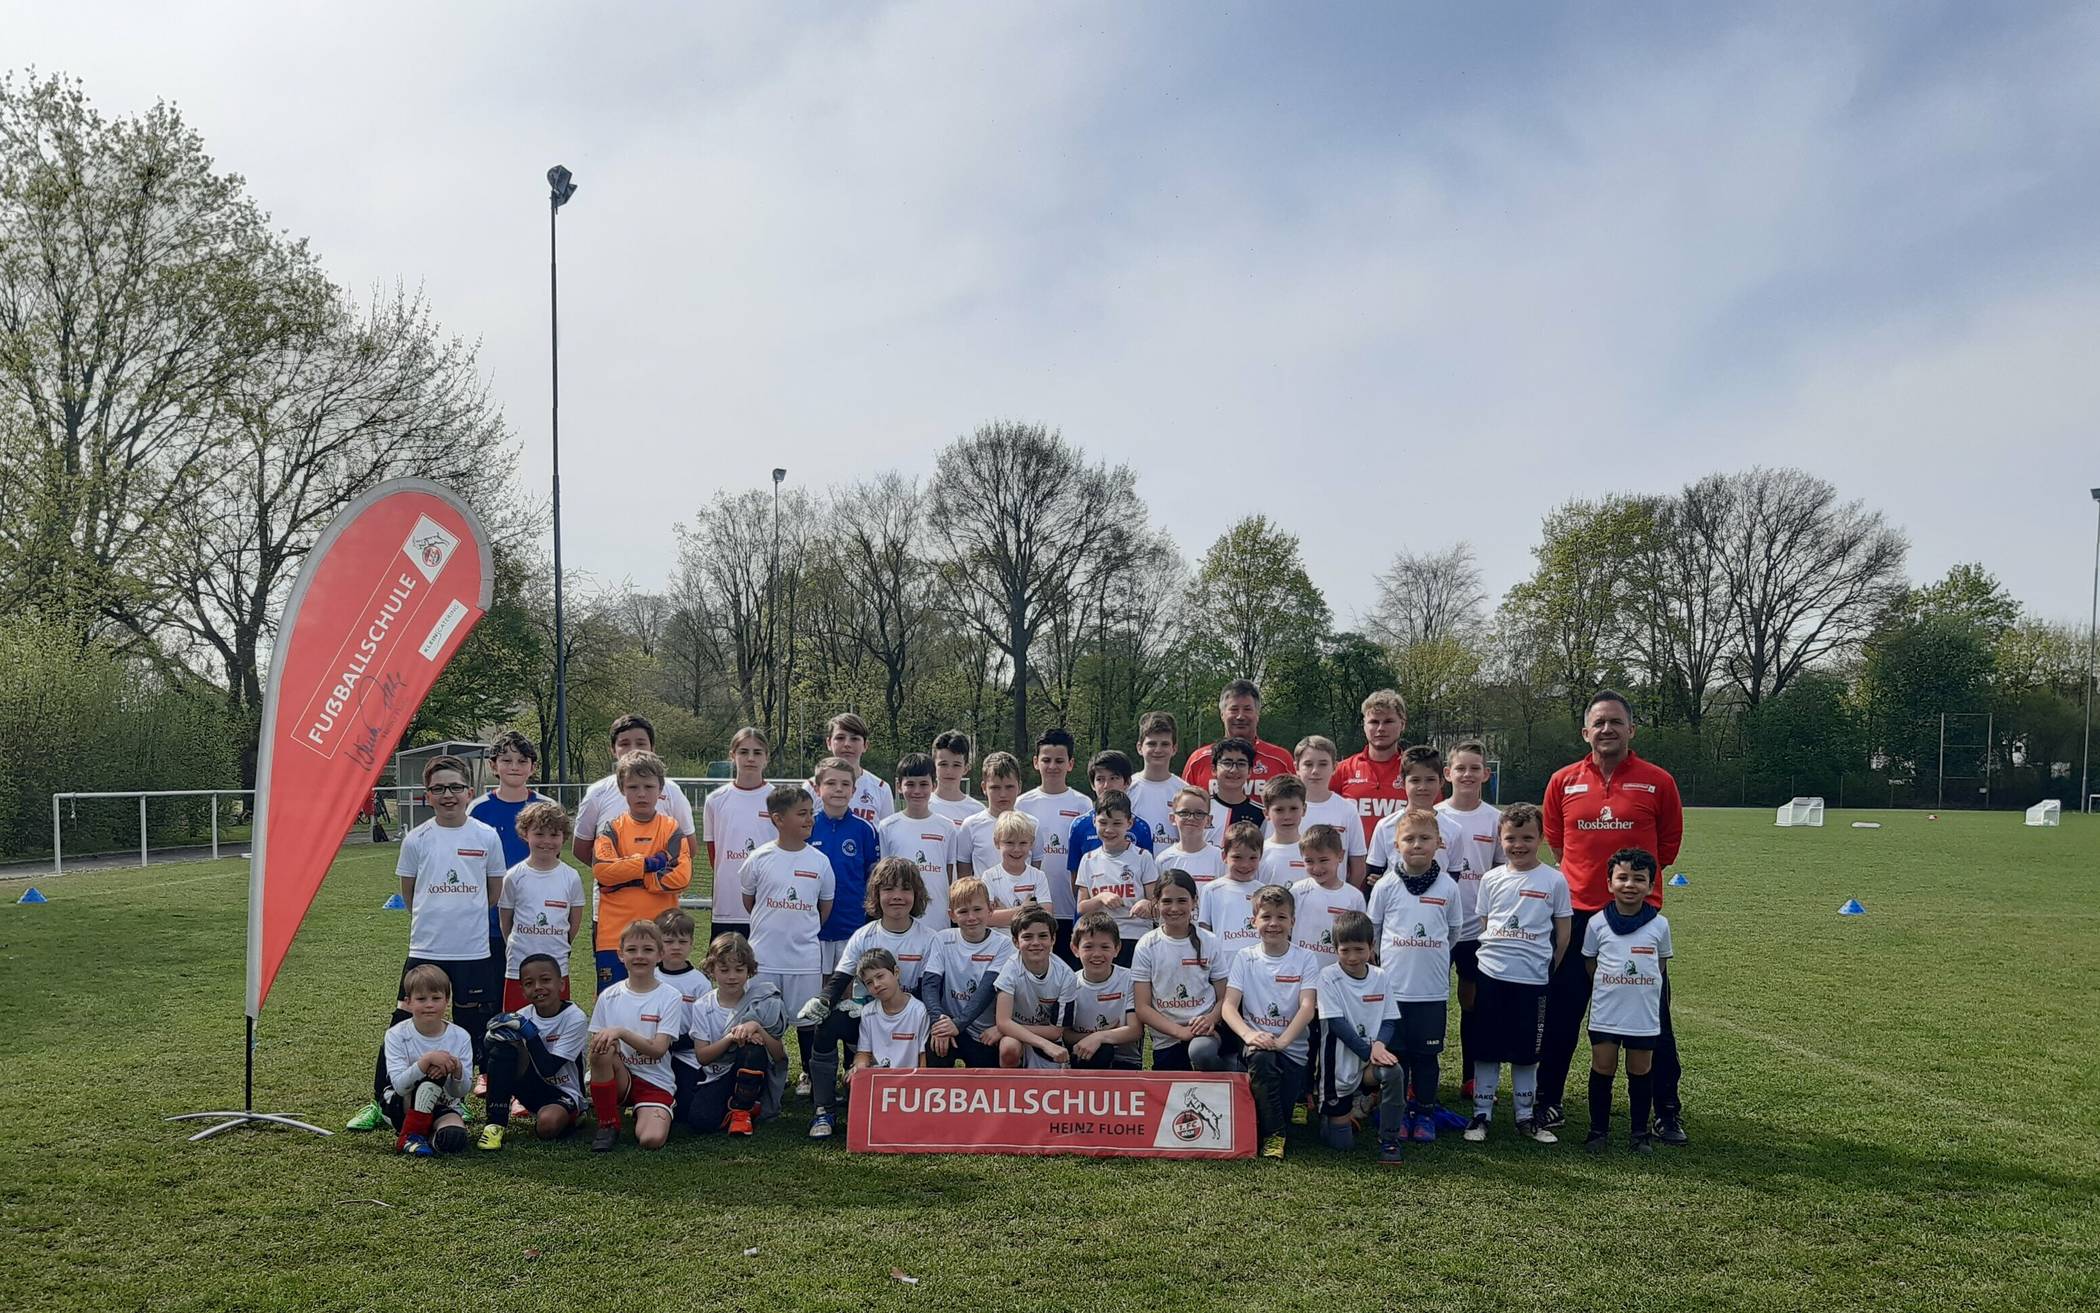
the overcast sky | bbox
[10,1,2099,628]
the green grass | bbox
[2,809,2096,1312]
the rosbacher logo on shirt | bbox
[1577,805,1636,832]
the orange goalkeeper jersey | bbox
[592,811,692,950]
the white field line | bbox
[15,867,249,899]
[1680,1004,2097,1149]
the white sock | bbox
[1512,1064,1538,1121]
[1473,1062,1499,1117]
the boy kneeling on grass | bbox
[382,964,475,1156]
[477,953,588,1150]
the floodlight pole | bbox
[2083,488,2100,812]
[548,166,578,786]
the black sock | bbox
[1588,1070,1613,1138]
[1629,1071,1653,1138]
[796,1026,813,1073]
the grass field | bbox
[3,808,2096,1313]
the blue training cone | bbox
[1838,898,1865,916]
[1668,873,1688,887]
[381,892,407,910]
[16,886,48,904]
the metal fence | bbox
[49,790,255,874]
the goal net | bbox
[1775,796,1825,827]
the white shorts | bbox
[758,971,822,1020]
[819,939,846,976]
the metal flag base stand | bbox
[168,1017,332,1142]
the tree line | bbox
[3,73,2087,857]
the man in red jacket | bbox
[1181,679,1295,798]
[1540,690,1687,1144]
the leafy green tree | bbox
[1190,515,1330,689]
[0,73,329,638]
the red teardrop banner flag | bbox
[246,480,492,1018]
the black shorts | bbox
[398,955,497,1012]
[1588,1029,1657,1053]
[1474,974,1548,1064]
[1395,999,1447,1055]
[708,918,750,944]
[1451,940,1482,987]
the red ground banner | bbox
[846,1069,1256,1158]
[245,480,492,1017]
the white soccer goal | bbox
[2025,800,2062,827]
[1775,796,1825,827]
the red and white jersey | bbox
[1074,845,1159,940]
[1365,869,1464,1001]
[739,841,836,975]
[1016,786,1093,918]
[1290,877,1367,964]
[1131,926,1229,1049]
[1257,839,1309,888]
[1183,738,1296,798]
[1153,842,1224,893]
[1227,943,1318,1063]
[1125,774,1187,853]
[1295,793,1369,859]
[983,862,1050,911]
[879,811,959,928]
[704,782,777,904]
[398,817,507,962]
[1332,749,1409,844]
[499,860,586,976]
[589,977,685,1094]
[856,995,929,1070]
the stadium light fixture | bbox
[2083,488,2099,812]
[549,165,577,785]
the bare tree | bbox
[1699,468,1908,707]
[830,472,941,748]
[135,286,513,786]
[675,487,815,731]
[929,421,1147,760]
[1367,542,1488,649]
[1644,482,1737,728]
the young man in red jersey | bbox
[1538,690,1686,1145]
[1333,688,1409,849]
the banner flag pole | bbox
[170,479,492,1142]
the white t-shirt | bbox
[879,811,959,929]
[1435,799,1503,941]
[678,989,734,1076]
[836,918,939,996]
[589,977,685,1094]
[930,794,984,827]
[499,860,586,976]
[1153,842,1224,893]
[957,808,1006,875]
[577,773,695,914]
[982,863,1051,912]
[1474,863,1574,986]
[847,769,894,825]
[1073,845,1159,940]
[657,964,710,1008]
[1196,877,1264,979]
[1583,913,1674,1038]
[1015,787,1093,918]
[382,1018,474,1099]
[739,841,836,976]
[1316,963,1397,1096]
[1290,878,1367,965]
[1130,926,1229,1048]
[398,818,508,961]
[931,928,1015,1040]
[1068,964,1140,1066]
[1365,869,1464,1001]
[1125,774,1188,853]
[1298,793,1369,860]
[856,995,930,1071]
[1227,942,1319,1063]
[704,782,777,912]
[996,955,1078,1062]
[1367,808,1472,884]
[1258,839,1310,888]
[520,1002,589,1102]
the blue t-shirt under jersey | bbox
[467,790,553,942]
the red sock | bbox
[590,1080,621,1131]
[396,1107,433,1150]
